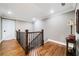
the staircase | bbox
[16,29,44,54]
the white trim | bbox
[0,40,2,43]
[44,40,49,43]
[47,39,66,46]
[45,39,74,48]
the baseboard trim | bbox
[45,39,73,47]
[47,39,66,46]
[0,40,2,43]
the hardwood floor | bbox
[27,42,66,56]
[0,39,66,56]
[0,39,26,56]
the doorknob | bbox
[4,30,6,32]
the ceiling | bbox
[0,3,76,22]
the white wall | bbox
[16,21,33,32]
[33,11,75,43]
[0,18,1,40]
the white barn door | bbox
[2,19,15,40]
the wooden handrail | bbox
[28,31,41,33]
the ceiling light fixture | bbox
[32,17,36,22]
[8,11,12,14]
[50,10,54,14]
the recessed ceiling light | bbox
[50,10,54,14]
[32,18,36,21]
[8,11,12,14]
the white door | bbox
[2,19,15,40]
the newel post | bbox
[18,29,20,43]
[16,29,20,43]
[16,30,18,40]
[42,29,44,45]
[25,29,29,54]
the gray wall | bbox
[75,3,79,56]
[75,3,79,40]
[33,11,75,43]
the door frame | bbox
[0,17,2,41]
[1,17,16,40]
